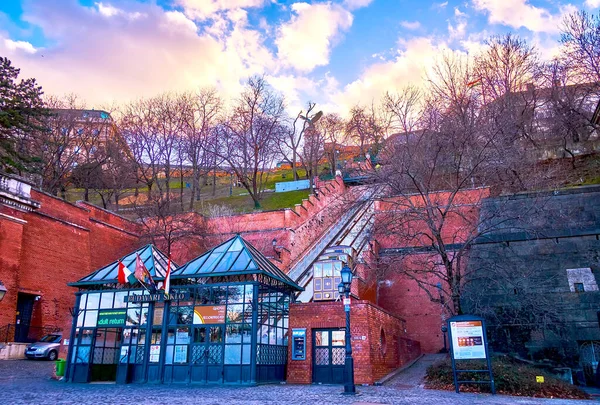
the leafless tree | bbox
[561,10,600,84]
[299,122,325,189]
[280,102,318,180]
[217,76,285,209]
[346,103,391,157]
[319,113,348,176]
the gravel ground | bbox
[0,359,594,405]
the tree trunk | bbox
[84,187,89,202]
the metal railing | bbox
[0,324,62,343]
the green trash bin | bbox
[55,358,66,377]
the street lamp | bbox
[441,325,448,353]
[337,265,356,395]
[0,280,7,302]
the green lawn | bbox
[196,189,310,214]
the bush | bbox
[425,356,590,399]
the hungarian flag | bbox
[163,258,171,297]
[117,261,136,285]
[135,254,157,292]
[467,78,482,88]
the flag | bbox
[467,78,482,88]
[135,254,157,292]
[117,261,136,284]
[163,258,171,297]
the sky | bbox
[1,0,599,115]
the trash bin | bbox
[55,358,66,377]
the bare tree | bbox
[217,76,285,209]
[319,113,347,176]
[299,122,325,189]
[561,10,600,84]
[280,102,318,180]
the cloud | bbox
[343,0,374,11]
[329,36,454,114]
[432,2,449,10]
[472,0,577,33]
[3,39,37,54]
[177,0,268,20]
[2,0,276,106]
[585,0,600,7]
[448,6,468,40]
[276,2,353,73]
[400,20,421,30]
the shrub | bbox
[425,356,590,399]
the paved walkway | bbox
[387,353,446,388]
[0,359,595,404]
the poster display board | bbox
[449,320,486,359]
[291,329,306,360]
[447,315,495,395]
[193,305,226,324]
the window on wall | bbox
[566,268,599,293]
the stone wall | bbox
[465,185,600,356]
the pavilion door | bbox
[312,329,346,384]
[190,325,224,383]
[71,328,95,383]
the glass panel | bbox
[227,286,244,303]
[79,294,87,309]
[242,323,252,343]
[99,292,114,309]
[169,306,193,325]
[176,327,190,344]
[182,255,209,275]
[209,326,223,343]
[314,263,322,277]
[83,311,98,327]
[244,285,254,302]
[127,308,141,326]
[226,325,242,343]
[323,263,333,277]
[224,345,241,364]
[214,238,234,253]
[212,287,227,305]
[114,292,127,308]
[229,238,244,251]
[230,250,251,271]
[332,331,345,346]
[213,251,241,273]
[315,331,329,346]
[165,345,174,365]
[194,327,207,343]
[242,344,251,365]
[86,293,100,310]
[80,329,94,345]
[226,304,243,323]
[196,288,211,305]
[197,251,224,273]
[334,262,342,275]
[140,306,149,325]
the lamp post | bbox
[338,266,356,395]
[0,280,6,302]
[441,325,448,353]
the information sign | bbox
[193,305,226,324]
[97,309,127,327]
[449,320,486,359]
[291,329,306,360]
[149,345,161,363]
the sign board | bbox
[536,376,544,383]
[291,329,306,360]
[97,309,127,327]
[343,297,351,306]
[125,291,189,303]
[449,320,486,359]
[447,315,495,395]
[275,179,310,193]
[193,305,226,324]
[149,345,161,363]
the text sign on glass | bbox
[97,309,127,327]
[291,329,306,360]
[450,320,487,359]
[193,305,226,324]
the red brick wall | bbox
[0,190,141,343]
[287,300,420,385]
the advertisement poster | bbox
[97,309,127,327]
[193,305,226,324]
[450,320,486,359]
[174,345,188,363]
[150,344,161,362]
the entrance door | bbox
[15,293,35,342]
[71,328,95,383]
[90,328,122,382]
[312,329,346,384]
[190,325,224,383]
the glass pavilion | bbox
[65,235,302,385]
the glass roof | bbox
[72,244,175,287]
[172,235,302,291]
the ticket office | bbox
[67,283,291,385]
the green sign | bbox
[97,309,127,327]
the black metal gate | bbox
[312,328,345,384]
[189,325,224,383]
[15,293,35,342]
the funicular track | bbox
[287,186,381,302]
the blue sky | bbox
[1,0,598,113]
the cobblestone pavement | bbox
[1,360,594,405]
